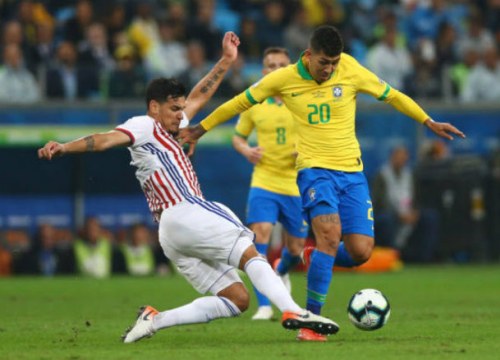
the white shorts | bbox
[159,199,254,295]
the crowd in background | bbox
[0,217,173,277]
[0,0,499,104]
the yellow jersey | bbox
[201,52,429,172]
[235,98,299,196]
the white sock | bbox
[244,257,302,313]
[152,296,240,331]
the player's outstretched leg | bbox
[122,305,158,343]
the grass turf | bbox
[1,265,499,360]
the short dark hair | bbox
[263,47,290,59]
[309,25,344,57]
[145,78,186,108]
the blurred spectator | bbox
[403,0,459,50]
[406,38,441,99]
[16,0,53,47]
[367,25,412,91]
[256,0,285,49]
[421,139,452,163]
[450,47,480,97]
[108,44,146,99]
[120,223,155,276]
[144,19,187,79]
[1,229,36,274]
[45,41,100,100]
[0,43,41,103]
[284,6,314,60]
[178,40,210,91]
[372,146,440,262]
[103,3,127,54]
[187,0,222,61]
[349,0,380,46]
[62,0,93,46]
[128,1,160,59]
[74,217,112,278]
[34,223,75,276]
[78,22,115,74]
[27,22,57,70]
[237,17,262,62]
[457,13,495,59]
[1,20,31,64]
[166,2,188,40]
[460,46,500,103]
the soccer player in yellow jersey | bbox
[232,47,307,321]
[180,26,465,341]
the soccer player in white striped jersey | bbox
[38,32,339,342]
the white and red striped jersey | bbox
[116,115,202,221]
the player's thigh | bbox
[338,172,374,238]
[169,249,245,295]
[278,194,309,239]
[246,187,280,225]
[296,168,341,225]
[159,200,253,265]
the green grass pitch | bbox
[1,265,499,360]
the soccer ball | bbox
[347,288,391,330]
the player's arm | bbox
[184,32,240,120]
[38,130,131,160]
[179,70,283,152]
[384,90,465,140]
[355,58,466,140]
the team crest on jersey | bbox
[309,188,316,201]
[332,86,343,98]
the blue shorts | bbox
[296,168,374,237]
[246,187,309,238]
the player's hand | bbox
[38,141,65,160]
[221,31,240,63]
[178,125,206,157]
[245,146,264,165]
[424,119,466,140]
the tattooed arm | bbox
[184,32,240,120]
[38,131,131,160]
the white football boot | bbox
[122,305,158,343]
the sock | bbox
[245,257,302,313]
[276,247,301,275]
[252,243,271,307]
[307,250,335,314]
[152,296,240,331]
[335,242,358,267]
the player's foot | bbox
[296,328,328,342]
[273,258,291,293]
[300,246,315,269]
[252,305,274,320]
[281,310,339,335]
[122,305,158,343]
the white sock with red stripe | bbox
[152,296,240,330]
[244,257,302,313]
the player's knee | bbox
[228,289,250,312]
[351,238,374,264]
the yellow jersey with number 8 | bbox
[235,98,299,196]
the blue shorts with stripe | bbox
[246,187,309,238]
[296,168,374,237]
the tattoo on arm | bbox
[84,135,95,151]
[200,67,227,93]
[318,214,341,224]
